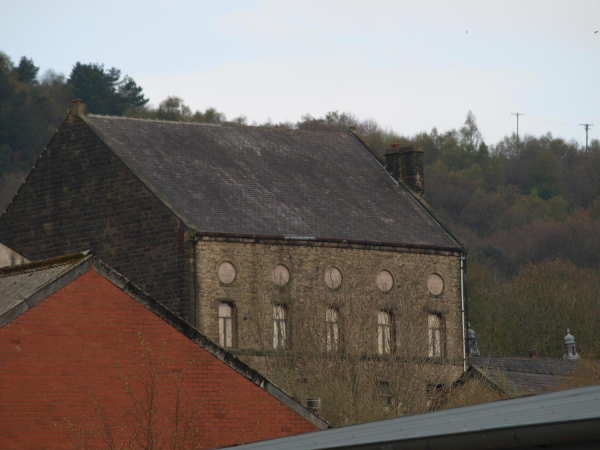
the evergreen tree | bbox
[68,63,148,115]
[15,57,39,84]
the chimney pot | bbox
[529,347,538,359]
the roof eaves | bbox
[91,257,329,430]
[195,231,464,253]
[348,129,466,252]
[0,252,93,329]
[77,113,197,232]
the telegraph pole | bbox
[512,113,524,158]
[580,123,593,154]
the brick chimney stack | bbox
[384,144,425,198]
[69,99,87,116]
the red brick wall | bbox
[0,269,318,449]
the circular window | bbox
[376,270,394,292]
[324,266,343,289]
[217,262,237,284]
[427,274,444,296]
[272,264,290,287]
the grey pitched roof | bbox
[84,115,461,250]
[0,252,90,326]
[0,252,328,430]
[232,385,600,450]
[470,356,581,394]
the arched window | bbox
[326,308,340,352]
[273,305,289,349]
[428,314,445,357]
[377,310,395,355]
[218,303,236,348]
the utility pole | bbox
[580,123,593,154]
[512,113,524,158]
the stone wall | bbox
[0,112,195,322]
[196,239,463,361]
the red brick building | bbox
[0,252,326,449]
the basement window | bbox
[379,381,391,406]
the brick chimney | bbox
[69,99,87,116]
[384,144,425,198]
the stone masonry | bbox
[195,238,463,362]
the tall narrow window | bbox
[273,305,288,349]
[326,308,340,352]
[428,314,445,357]
[219,303,235,348]
[377,310,395,355]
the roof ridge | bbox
[87,114,347,134]
[0,251,89,276]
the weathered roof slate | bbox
[84,115,461,250]
[470,356,580,394]
[0,252,88,324]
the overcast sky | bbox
[2,0,599,144]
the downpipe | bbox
[460,253,466,372]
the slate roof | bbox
[232,385,600,449]
[83,115,461,250]
[470,356,580,395]
[0,252,88,325]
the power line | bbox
[526,115,580,127]
[511,113,524,158]
[580,123,594,154]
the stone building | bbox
[0,252,326,448]
[0,104,467,416]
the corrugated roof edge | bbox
[77,112,198,232]
[348,128,467,252]
[231,385,600,450]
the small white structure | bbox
[0,242,29,268]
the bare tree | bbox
[56,334,203,450]
[238,251,463,426]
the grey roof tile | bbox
[85,115,461,250]
[0,253,87,318]
[470,356,584,394]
